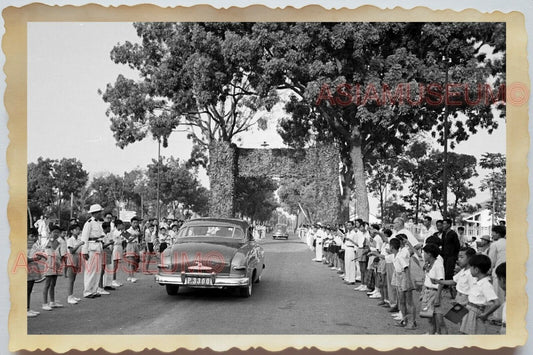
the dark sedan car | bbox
[272,224,289,240]
[155,217,265,298]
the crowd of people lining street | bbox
[27,204,507,335]
[27,204,184,317]
[297,216,507,335]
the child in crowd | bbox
[159,227,169,253]
[99,222,115,293]
[125,217,141,283]
[42,225,64,311]
[391,234,416,329]
[65,224,84,305]
[495,262,506,334]
[370,228,392,306]
[111,219,125,288]
[27,242,47,317]
[420,243,446,334]
[460,254,500,334]
[433,247,476,307]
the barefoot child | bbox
[460,254,501,334]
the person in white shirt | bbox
[35,215,50,244]
[124,217,141,283]
[460,254,500,334]
[81,204,105,298]
[307,225,316,251]
[110,219,126,288]
[343,221,357,284]
[420,243,446,334]
[143,222,156,273]
[65,224,84,305]
[313,224,326,262]
[433,247,476,307]
[420,216,437,245]
[488,225,506,322]
[355,221,372,292]
[169,223,179,245]
[392,217,420,247]
[494,262,506,334]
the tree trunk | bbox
[415,182,420,224]
[349,134,369,222]
[340,163,353,220]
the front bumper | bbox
[155,272,249,288]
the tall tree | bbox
[396,141,434,223]
[146,157,209,216]
[90,174,124,214]
[367,157,403,224]
[255,22,505,221]
[479,152,506,221]
[101,22,276,158]
[423,151,478,221]
[28,157,56,218]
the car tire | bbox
[240,275,253,298]
[166,284,179,296]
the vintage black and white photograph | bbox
[21,20,513,338]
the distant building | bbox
[462,208,505,238]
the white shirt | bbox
[81,217,104,254]
[355,230,369,248]
[345,230,357,247]
[488,238,506,272]
[393,228,419,246]
[468,276,498,305]
[67,236,82,255]
[421,225,437,244]
[393,251,409,273]
[453,267,475,295]
[424,257,445,289]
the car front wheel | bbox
[239,275,253,298]
[166,284,179,296]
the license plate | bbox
[186,277,213,286]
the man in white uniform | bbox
[81,204,104,298]
[343,221,357,284]
[313,224,326,262]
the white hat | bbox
[88,204,103,214]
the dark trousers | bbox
[444,256,457,280]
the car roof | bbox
[182,217,250,231]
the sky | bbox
[27,21,506,217]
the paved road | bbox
[27,233,500,335]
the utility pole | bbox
[442,55,451,220]
[157,137,161,226]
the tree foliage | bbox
[479,152,506,218]
[146,156,209,216]
[235,176,279,223]
[28,157,89,221]
[258,22,505,221]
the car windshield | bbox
[177,225,244,239]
